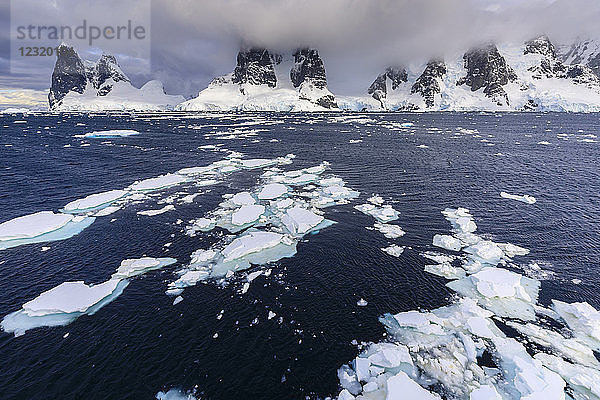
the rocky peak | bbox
[457,44,516,105]
[93,54,130,96]
[563,40,600,79]
[368,67,408,105]
[524,36,557,59]
[232,48,279,88]
[48,43,88,109]
[290,48,328,89]
[525,37,599,87]
[94,54,130,86]
[411,59,447,108]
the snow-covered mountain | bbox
[45,38,600,112]
[338,36,600,112]
[563,39,600,79]
[176,47,337,112]
[48,44,184,111]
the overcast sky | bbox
[1,0,600,106]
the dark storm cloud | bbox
[2,0,600,97]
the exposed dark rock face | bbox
[411,60,446,107]
[564,40,600,79]
[457,44,517,105]
[232,48,279,87]
[368,67,408,105]
[291,48,337,109]
[525,36,566,79]
[525,36,557,59]
[48,44,88,109]
[49,44,133,108]
[526,36,600,87]
[290,48,328,89]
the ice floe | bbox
[500,191,537,204]
[82,129,140,138]
[336,207,595,400]
[129,174,189,192]
[381,245,405,257]
[0,212,95,250]
[2,256,177,336]
[0,211,73,241]
[63,190,128,213]
[373,223,405,239]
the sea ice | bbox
[112,257,176,279]
[258,183,288,200]
[281,207,325,236]
[433,234,462,251]
[0,212,95,250]
[82,129,140,138]
[552,301,600,349]
[231,192,256,206]
[373,223,406,239]
[231,205,265,226]
[0,211,73,241]
[129,174,188,191]
[63,190,128,213]
[1,279,129,336]
[137,205,175,216]
[500,191,537,204]
[382,245,405,257]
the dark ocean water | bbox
[0,112,599,400]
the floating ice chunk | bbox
[498,243,530,258]
[469,385,502,399]
[2,279,129,336]
[82,129,139,138]
[222,231,291,263]
[463,241,504,265]
[535,353,600,399]
[272,198,294,210]
[112,257,176,279]
[173,296,183,305]
[177,165,215,176]
[442,208,477,233]
[0,213,95,250]
[500,192,537,204]
[129,174,188,192]
[268,311,276,320]
[239,159,277,169]
[137,205,175,216]
[387,371,441,399]
[355,204,399,223]
[373,223,405,239]
[507,321,600,368]
[357,298,368,307]
[552,301,600,349]
[231,192,256,206]
[171,270,210,289]
[258,183,288,200]
[424,262,466,280]
[382,245,405,257]
[281,207,325,236]
[284,173,319,186]
[155,388,198,400]
[93,206,121,217]
[231,204,265,226]
[433,234,462,251]
[368,195,385,206]
[0,211,73,241]
[63,190,128,213]
[187,218,216,233]
[448,267,540,320]
[472,267,533,300]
